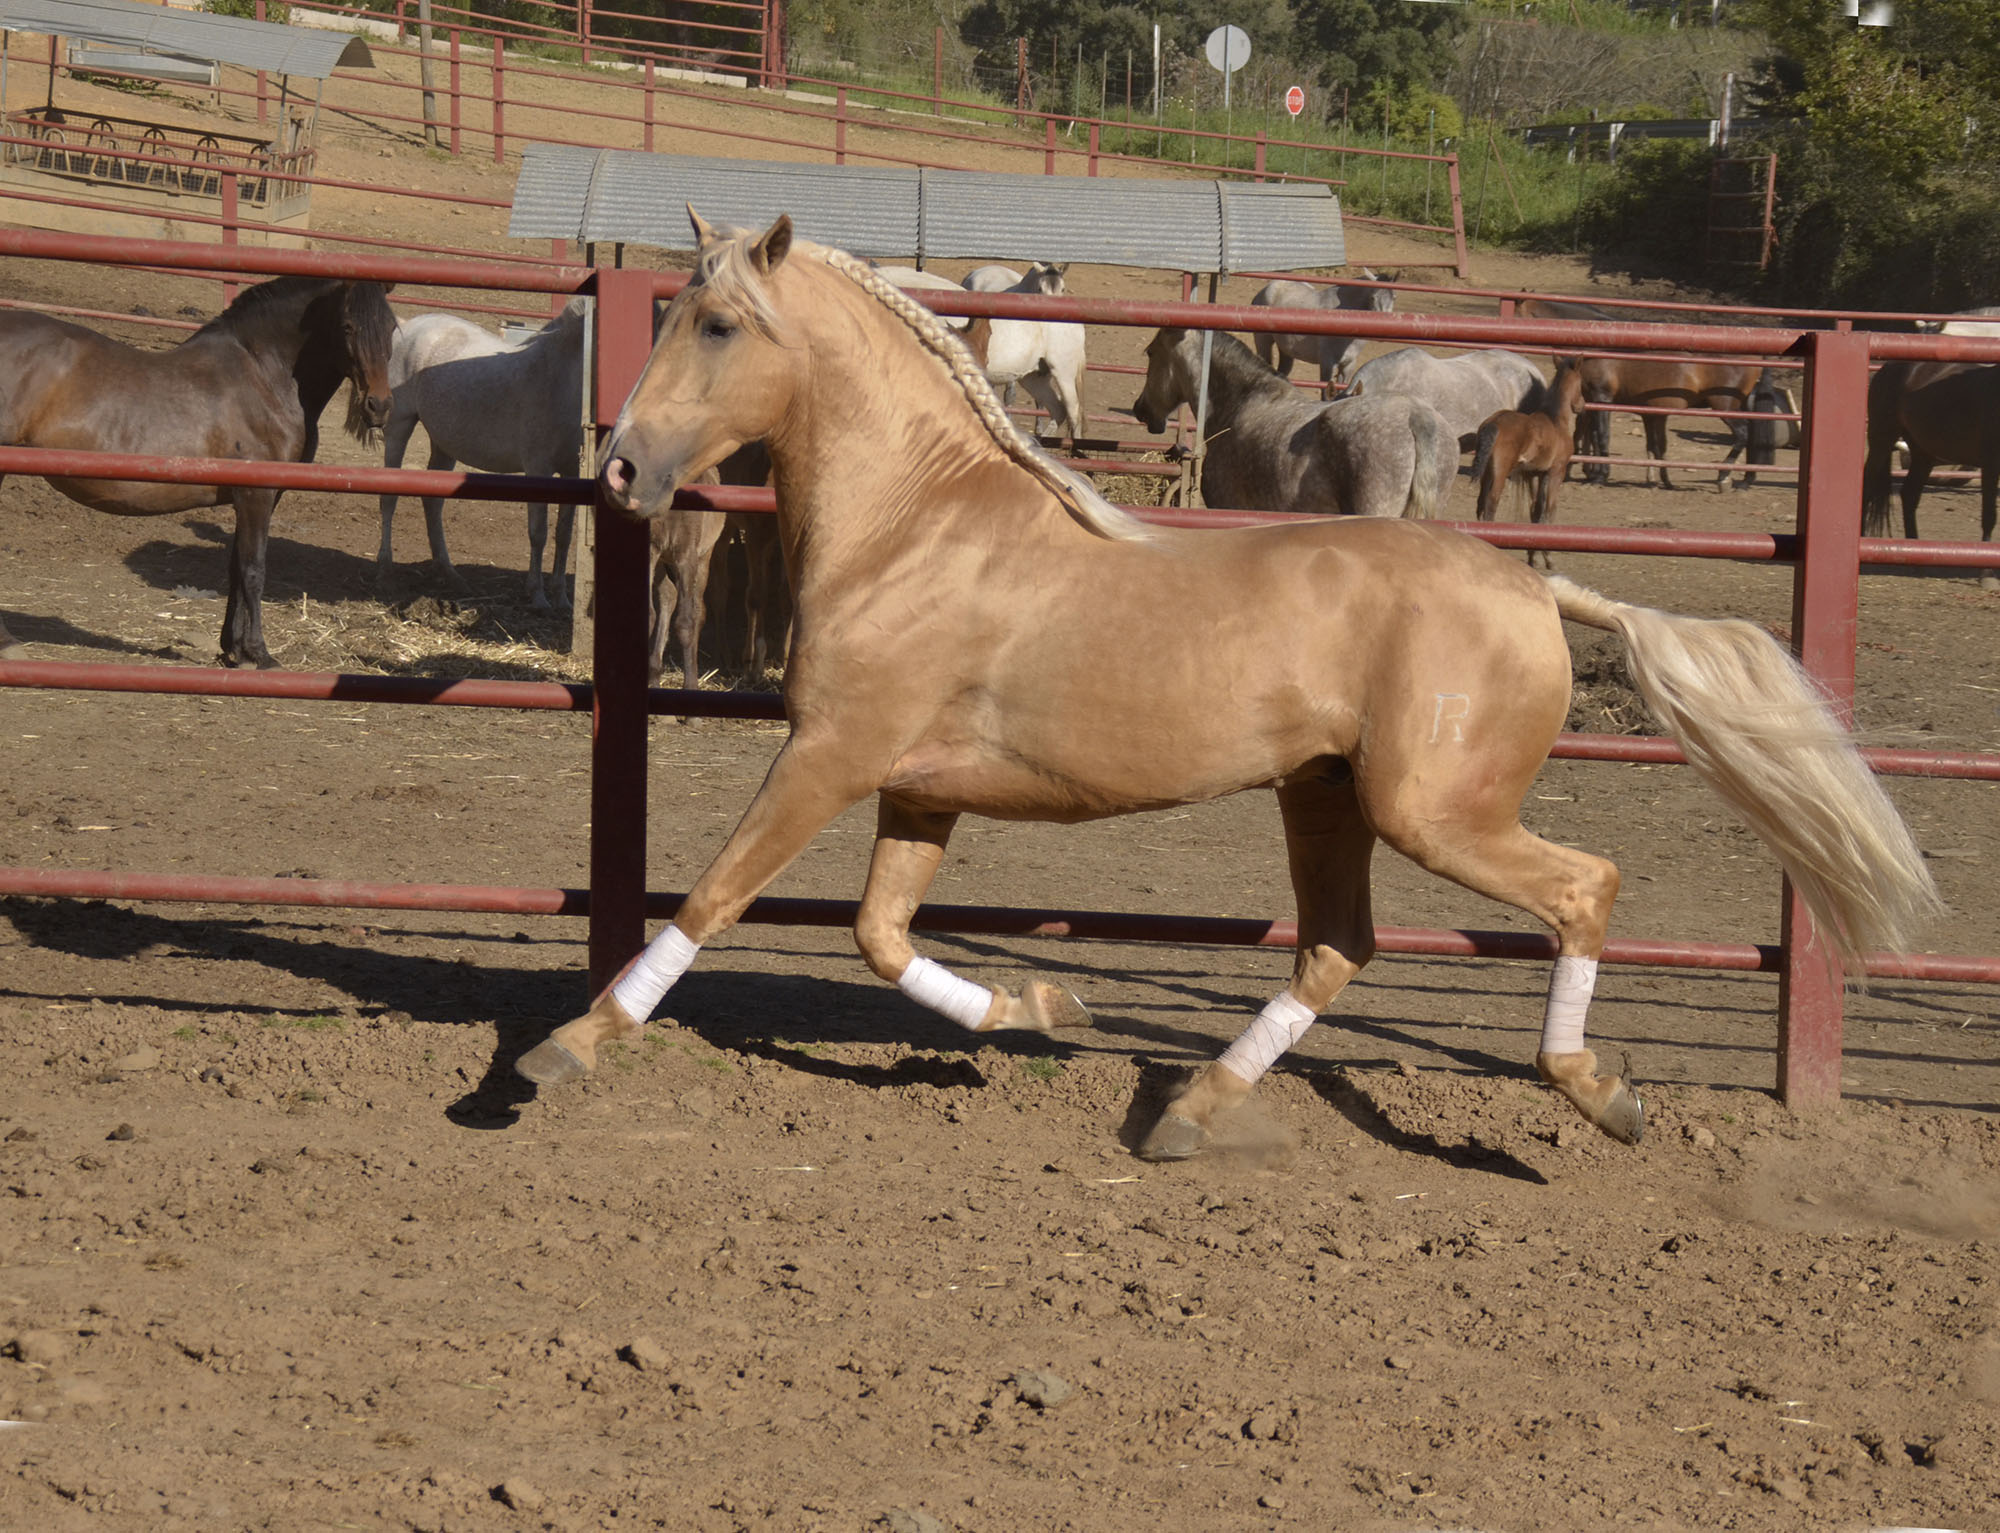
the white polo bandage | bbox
[897,955,994,1031]
[1539,955,1599,1055]
[608,922,700,1023]
[1216,990,1318,1085]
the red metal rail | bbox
[0,230,1994,1112]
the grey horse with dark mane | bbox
[1133,327,1452,518]
[1248,273,1394,395]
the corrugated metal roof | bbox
[508,145,1343,273]
[0,0,371,78]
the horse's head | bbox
[601,209,799,517]
[1131,326,1195,433]
[1024,261,1068,296]
[1550,360,1585,425]
[338,281,398,441]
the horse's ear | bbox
[751,215,794,275]
[688,204,719,247]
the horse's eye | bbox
[702,316,735,343]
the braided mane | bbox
[689,227,1150,543]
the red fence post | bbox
[1447,156,1469,280]
[1777,329,1869,1110]
[1254,129,1266,181]
[1044,117,1056,175]
[448,29,461,157]
[220,169,239,303]
[834,85,846,164]
[254,0,268,124]
[550,241,567,316]
[492,38,506,164]
[587,266,656,996]
[1088,121,1099,176]
[580,0,591,66]
[642,58,655,151]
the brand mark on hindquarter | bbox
[1431,693,1471,744]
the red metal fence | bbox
[1,226,1995,1111]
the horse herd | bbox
[0,262,1994,676]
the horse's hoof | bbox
[514,1037,589,1087]
[1537,1048,1645,1146]
[1023,980,1091,1032]
[1595,1082,1646,1146]
[1136,1110,1209,1162]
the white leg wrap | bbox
[1540,955,1599,1055]
[1216,990,1318,1087]
[897,955,994,1031]
[608,923,699,1023]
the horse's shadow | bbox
[0,608,182,661]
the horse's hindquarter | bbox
[858,520,1569,822]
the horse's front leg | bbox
[515,734,877,1086]
[855,798,1089,1036]
[1645,413,1673,489]
[375,405,418,582]
[525,504,552,610]
[551,503,575,611]
[1981,461,1998,591]
[420,444,467,592]
[220,487,279,669]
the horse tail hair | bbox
[1403,405,1446,520]
[1469,419,1499,491]
[1544,574,1940,973]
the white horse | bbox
[1248,272,1396,396]
[958,262,1087,445]
[377,304,585,610]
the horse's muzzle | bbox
[1131,397,1166,434]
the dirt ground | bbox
[3,47,2000,1533]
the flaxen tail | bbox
[1546,574,1940,971]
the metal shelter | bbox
[0,0,371,242]
[507,144,1346,273]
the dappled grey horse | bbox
[1133,326,1454,519]
[377,302,585,610]
[1248,272,1395,395]
[1348,345,1547,450]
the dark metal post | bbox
[1777,329,1869,1109]
[587,267,656,996]
[492,38,506,164]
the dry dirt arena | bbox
[2,54,2000,1533]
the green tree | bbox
[1288,0,1466,107]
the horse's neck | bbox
[201,290,330,413]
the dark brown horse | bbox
[1470,363,1584,567]
[1516,299,1761,489]
[0,276,397,667]
[1569,355,1762,489]
[1862,361,2000,587]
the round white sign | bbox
[1204,25,1251,74]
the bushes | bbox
[1577,139,1712,275]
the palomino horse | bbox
[515,212,1937,1165]
[0,276,396,668]
[1248,272,1394,395]
[1470,362,1585,566]
[377,302,585,610]
[1132,327,1453,519]
[1862,361,2000,587]
[1347,345,1547,449]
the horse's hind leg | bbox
[0,476,19,658]
[525,504,553,610]
[550,504,575,610]
[419,444,467,592]
[1139,771,1376,1162]
[219,487,279,669]
[855,798,1090,1036]
[1981,460,1998,591]
[1380,792,1638,1144]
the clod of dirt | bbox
[4,1126,34,1142]
[1007,1369,1071,1410]
[106,1123,136,1142]
[880,1510,948,1533]
[621,1337,673,1373]
[494,1479,544,1513]
[6,1331,69,1367]
[111,1046,160,1073]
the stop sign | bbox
[1285,85,1305,118]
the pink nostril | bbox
[602,457,636,501]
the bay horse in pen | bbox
[0,277,397,668]
[1469,361,1585,566]
[516,212,1937,1163]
